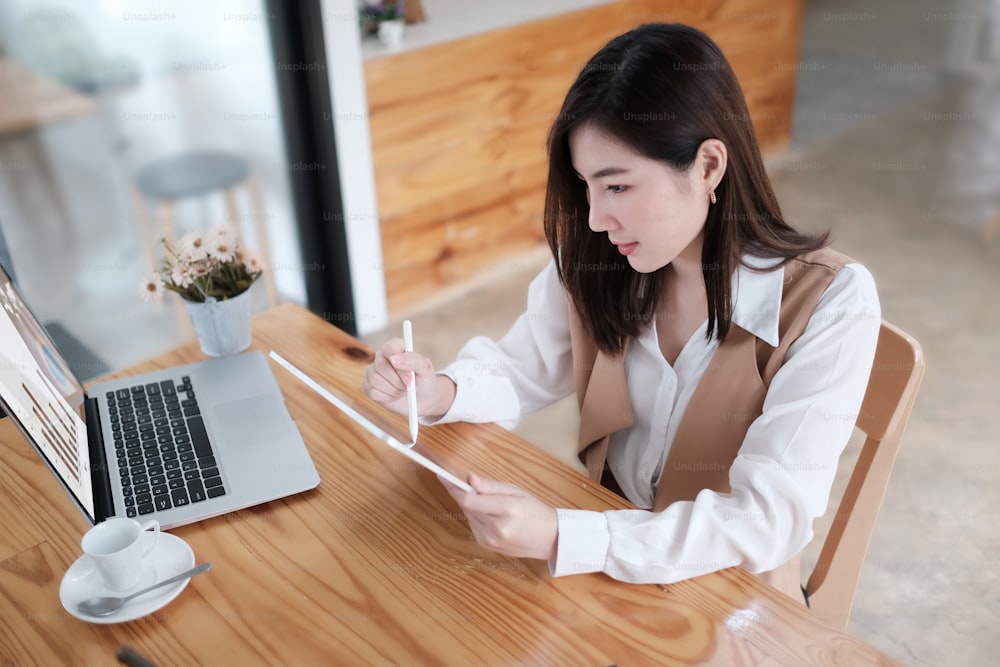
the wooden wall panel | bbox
[364,0,804,315]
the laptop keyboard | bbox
[106,375,227,517]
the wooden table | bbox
[0,304,901,666]
[0,58,98,137]
[0,57,101,248]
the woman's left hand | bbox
[439,473,558,561]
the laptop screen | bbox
[0,265,94,519]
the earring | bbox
[709,189,717,205]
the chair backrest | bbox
[804,320,925,629]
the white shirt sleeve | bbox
[550,264,882,582]
[430,260,576,428]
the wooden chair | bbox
[803,321,925,629]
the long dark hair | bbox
[544,23,827,354]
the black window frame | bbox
[267,0,358,334]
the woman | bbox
[363,23,880,603]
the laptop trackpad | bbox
[210,395,290,450]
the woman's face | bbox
[568,123,710,274]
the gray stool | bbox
[131,150,278,306]
[136,151,248,200]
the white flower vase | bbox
[184,290,253,357]
[377,19,405,49]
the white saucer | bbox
[60,532,195,624]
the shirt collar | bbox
[729,255,785,347]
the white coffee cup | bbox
[81,517,160,591]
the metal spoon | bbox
[76,562,211,617]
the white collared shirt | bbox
[435,256,880,583]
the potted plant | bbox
[359,1,407,48]
[140,226,264,356]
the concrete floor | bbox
[362,2,1000,665]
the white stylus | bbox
[403,320,418,446]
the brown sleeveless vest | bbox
[568,248,852,601]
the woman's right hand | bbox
[362,338,456,420]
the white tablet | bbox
[269,351,476,494]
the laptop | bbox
[0,263,320,529]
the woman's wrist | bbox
[427,374,457,420]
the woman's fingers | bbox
[365,350,405,397]
[438,474,558,560]
[389,351,437,380]
[363,338,443,416]
[467,472,523,496]
[364,338,412,396]
[441,474,529,517]
[363,358,407,415]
